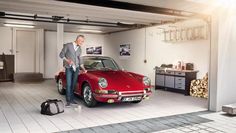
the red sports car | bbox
[55,56,152,107]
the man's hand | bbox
[66,59,74,65]
[80,64,87,73]
[82,69,87,73]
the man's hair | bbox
[76,35,85,40]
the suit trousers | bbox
[65,67,79,103]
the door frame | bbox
[13,28,44,76]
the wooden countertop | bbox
[156,68,199,73]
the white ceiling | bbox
[0,0,211,33]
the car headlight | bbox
[98,78,108,88]
[143,76,151,86]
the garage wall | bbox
[215,11,236,111]
[105,20,210,84]
[0,27,13,54]
[1,23,211,83]
[44,31,105,78]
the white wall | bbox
[45,31,57,79]
[0,27,44,75]
[209,12,219,111]
[44,31,106,78]
[64,32,106,56]
[214,10,236,111]
[105,20,210,84]
[0,27,12,54]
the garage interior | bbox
[1,0,236,133]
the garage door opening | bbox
[0,1,213,133]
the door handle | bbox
[16,50,19,53]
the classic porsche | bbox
[55,56,152,107]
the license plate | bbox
[122,96,142,102]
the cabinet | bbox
[165,76,174,88]
[155,69,197,95]
[0,55,14,82]
[155,74,165,86]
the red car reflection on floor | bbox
[55,56,152,107]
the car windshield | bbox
[83,57,120,71]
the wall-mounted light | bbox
[4,23,35,28]
[79,29,103,33]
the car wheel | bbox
[82,83,97,107]
[57,78,65,95]
[131,100,142,104]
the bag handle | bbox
[46,99,58,102]
[54,101,60,113]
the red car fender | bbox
[58,72,66,87]
[76,72,100,96]
[56,71,101,96]
[127,72,144,83]
[128,72,152,90]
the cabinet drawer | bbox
[175,83,185,90]
[165,71,175,75]
[156,74,165,86]
[175,72,186,76]
[175,77,185,84]
[165,76,174,88]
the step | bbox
[14,72,44,83]
[222,103,236,115]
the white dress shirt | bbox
[73,42,79,51]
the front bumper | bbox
[93,90,152,103]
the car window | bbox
[83,57,120,71]
[94,62,103,69]
[103,59,117,70]
[84,60,101,69]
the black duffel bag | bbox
[41,99,64,115]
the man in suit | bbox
[59,35,87,107]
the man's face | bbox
[75,37,85,46]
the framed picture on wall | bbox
[159,30,165,41]
[164,31,171,42]
[86,46,102,55]
[176,29,181,41]
[86,47,94,54]
[120,44,130,56]
[170,30,177,42]
[186,28,194,40]
[93,46,102,55]
[181,28,187,41]
[199,26,208,40]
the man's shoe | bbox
[71,100,78,105]
[65,102,71,107]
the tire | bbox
[82,83,97,107]
[57,78,66,95]
[131,100,142,104]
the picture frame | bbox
[86,46,102,55]
[120,44,131,56]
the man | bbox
[59,35,87,107]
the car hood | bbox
[88,70,144,91]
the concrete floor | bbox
[0,80,208,133]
